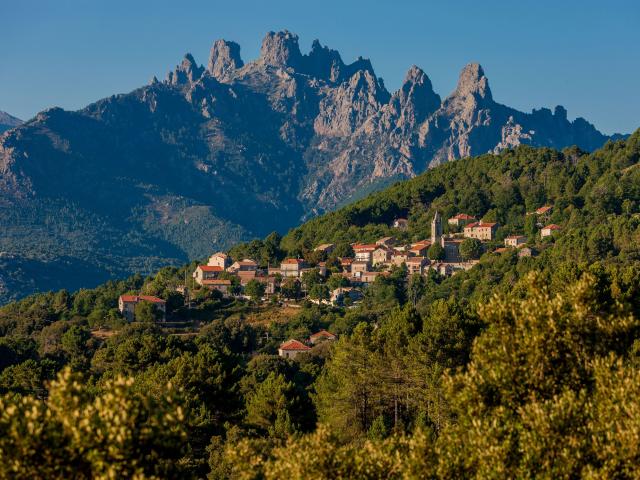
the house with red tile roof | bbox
[280,258,307,277]
[309,330,337,344]
[118,295,166,322]
[448,213,477,227]
[278,339,311,359]
[409,240,431,257]
[536,205,553,215]
[353,244,378,262]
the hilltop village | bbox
[118,207,561,356]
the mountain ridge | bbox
[0,111,22,134]
[0,30,627,303]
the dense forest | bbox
[0,130,639,479]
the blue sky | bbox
[1,0,638,134]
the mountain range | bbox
[0,30,626,303]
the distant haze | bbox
[1,0,638,135]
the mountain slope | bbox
[0,111,22,133]
[0,30,625,303]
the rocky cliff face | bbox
[0,30,624,302]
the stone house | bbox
[278,339,311,359]
[207,252,231,270]
[358,271,381,285]
[541,224,562,238]
[372,246,392,266]
[353,244,378,262]
[193,265,224,286]
[280,258,307,277]
[391,252,410,267]
[409,241,431,257]
[406,256,428,275]
[464,222,499,241]
[351,260,371,276]
[228,259,258,273]
[505,235,527,247]
[118,295,166,322]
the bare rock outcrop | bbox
[259,30,303,69]
[167,53,205,86]
[207,39,244,79]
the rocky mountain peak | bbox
[167,53,204,86]
[554,105,568,121]
[305,39,345,82]
[207,39,244,79]
[260,30,303,68]
[453,63,492,101]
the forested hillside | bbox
[0,132,639,478]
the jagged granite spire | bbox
[207,39,244,79]
[305,39,345,82]
[391,65,441,125]
[167,53,204,86]
[260,30,303,68]
[453,63,492,101]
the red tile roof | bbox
[198,265,224,272]
[536,206,553,215]
[310,330,337,340]
[466,222,497,229]
[451,213,476,220]
[282,258,305,264]
[119,295,165,304]
[353,244,378,252]
[279,339,311,351]
[406,256,427,263]
[411,240,431,248]
[543,224,562,230]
